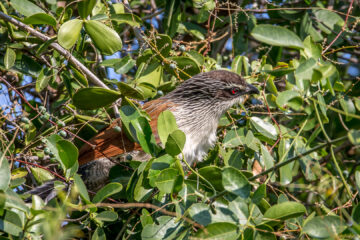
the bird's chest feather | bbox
[179,118,218,165]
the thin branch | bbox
[0,11,120,117]
[122,0,145,47]
[322,0,355,54]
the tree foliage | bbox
[0,0,359,239]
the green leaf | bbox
[231,55,244,75]
[165,56,201,80]
[117,82,145,100]
[92,227,106,240]
[36,68,51,92]
[262,201,306,226]
[29,167,54,184]
[4,47,16,69]
[276,90,302,110]
[194,222,239,240]
[72,87,121,110]
[56,140,78,169]
[111,13,143,27]
[96,211,118,222]
[148,154,176,187]
[141,216,184,240]
[78,0,97,19]
[130,117,158,155]
[295,58,317,82]
[264,67,295,77]
[250,117,278,140]
[140,209,153,227]
[92,182,123,203]
[182,22,207,40]
[84,20,122,55]
[188,203,238,226]
[222,167,251,198]
[252,184,266,204]
[0,153,11,191]
[303,216,347,238]
[58,19,83,49]
[313,10,344,34]
[260,145,275,182]
[157,110,178,146]
[251,24,304,49]
[355,171,360,192]
[165,130,186,156]
[11,168,28,179]
[135,62,164,88]
[223,128,246,148]
[150,34,172,59]
[340,98,356,121]
[188,166,224,191]
[155,168,183,194]
[74,174,90,201]
[10,0,45,17]
[301,36,322,59]
[114,56,135,74]
[184,50,205,66]
[0,210,23,237]
[23,13,57,26]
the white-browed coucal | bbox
[77,70,259,190]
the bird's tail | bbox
[24,180,68,203]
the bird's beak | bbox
[245,83,259,95]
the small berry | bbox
[237,119,246,126]
[113,126,122,133]
[44,147,51,155]
[20,117,30,124]
[251,98,262,105]
[169,63,176,69]
[157,90,164,96]
[223,56,229,61]
[179,45,186,52]
[57,120,65,128]
[126,154,133,161]
[240,111,246,117]
[23,124,30,130]
[40,113,50,121]
[38,106,46,113]
[50,157,57,163]
[58,130,67,138]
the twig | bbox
[322,0,355,54]
[0,12,120,118]
[122,0,145,47]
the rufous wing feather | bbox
[78,99,177,166]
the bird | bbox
[76,70,259,190]
[26,70,259,200]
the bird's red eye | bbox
[231,88,239,95]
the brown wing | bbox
[142,99,177,142]
[78,99,177,166]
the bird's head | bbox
[164,70,259,116]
